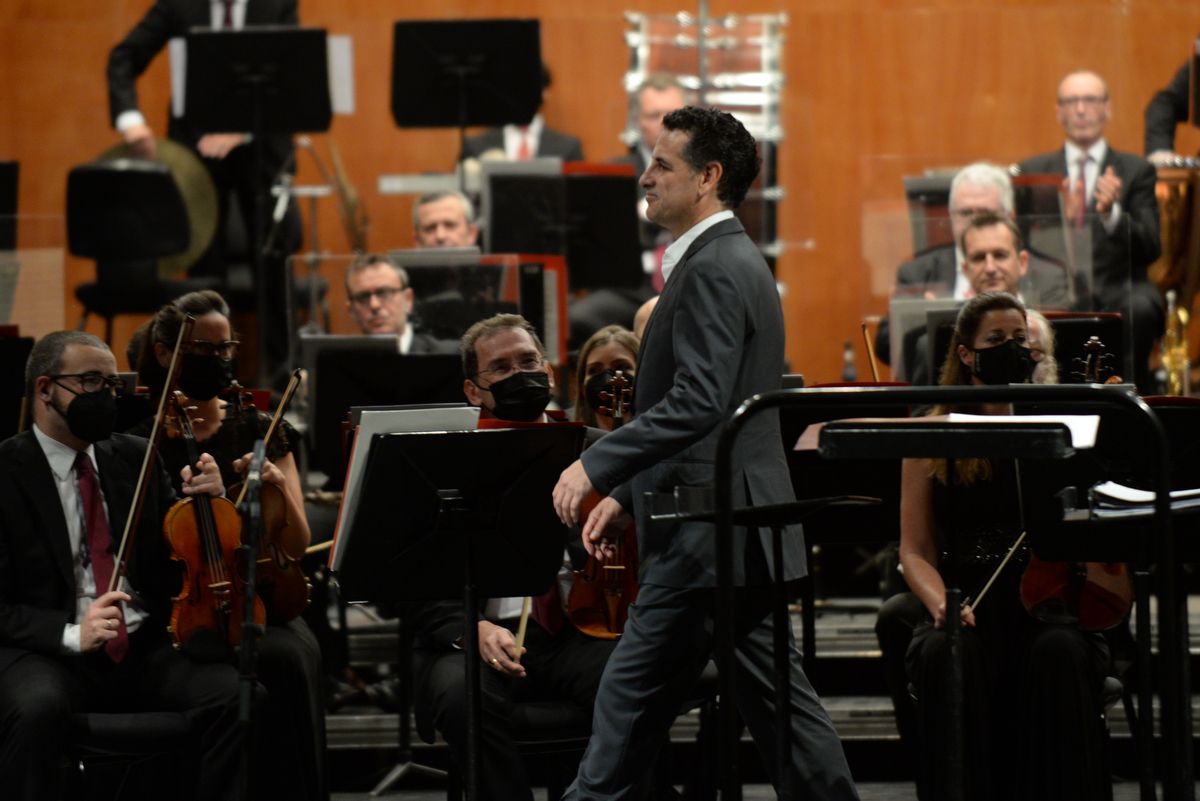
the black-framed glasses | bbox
[51,373,126,394]
[1056,95,1107,108]
[349,286,405,307]
[186,340,239,359]
[477,354,544,380]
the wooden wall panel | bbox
[3,0,1199,381]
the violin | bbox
[567,370,639,639]
[1006,335,1131,630]
[225,373,311,624]
[1072,335,1123,385]
[163,391,265,658]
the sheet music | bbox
[329,405,479,571]
[946,413,1099,449]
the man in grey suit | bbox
[552,107,857,799]
[1018,69,1163,390]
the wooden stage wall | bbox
[3,0,1199,382]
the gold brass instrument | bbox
[1164,289,1191,396]
[98,138,218,280]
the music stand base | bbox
[369,759,447,796]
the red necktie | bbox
[515,127,531,161]
[221,0,234,30]
[75,452,128,663]
[1073,155,1089,228]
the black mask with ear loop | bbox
[52,388,117,443]
[482,371,551,422]
[971,339,1036,385]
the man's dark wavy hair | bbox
[661,106,760,208]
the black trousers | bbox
[414,620,616,801]
[0,628,247,801]
[255,618,328,801]
[565,583,859,801]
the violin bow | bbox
[513,597,532,664]
[233,368,302,509]
[109,316,195,593]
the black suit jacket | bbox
[581,217,803,588]
[874,244,1072,366]
[106,0,298,176]
[409,332,459,355]
[0,432,180,673]
[460,126,584,162]
[1145,62,1189,155]
[1018,147,1162,310]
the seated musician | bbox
[875,163,1069,382]
[900,292,1111,800]
[412,190,479,249]
[0,331,243,801]
[572,324,639,430]
[408,314,621,801]
[131,290,329,801]
[344,253,457,353]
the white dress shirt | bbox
[502,114,545,161]
[33,425,147,653]
[660,209,736,286]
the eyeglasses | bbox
[186,340,239,359]
[1056,95,1107,108]
[51,373,127,394]
[349,286,405,307]
[477,354,544,380]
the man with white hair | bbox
[412,190,478,249]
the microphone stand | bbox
[239,439,268,799]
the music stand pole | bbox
[942,458,964,801]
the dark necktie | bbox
[75,451,128,663]
[221,0,235,30]
[1073,155,1089,228]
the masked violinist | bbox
[900,292,1110,801]
[131,290,328,801]
[572,325,639,431]
[0,331,247,801]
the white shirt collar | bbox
[33,423,95,483]
[660,210,736,285]
[397,325,414,355]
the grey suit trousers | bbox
[564,583,858,800]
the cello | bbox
[566,370,640,638]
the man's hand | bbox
[181,452,224,497]
[1149,149,1179,166]
[553,459,594,526]
[1093,166,1122,215]
[197,133,248,160]
[581,496,630,562]
[478,620,526,678]
[80,591,130,653]
[123,124,157,159]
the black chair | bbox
[67,711,193,801]
[67,159,217,344]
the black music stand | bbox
[311,351,463,479]
[488,172,643,292]
[390,18,541,185]
[184,27,332,385]
[335,425,584,800]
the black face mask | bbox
[52,388,117,443]
[178,354,233,401]
[484,370,551,422]
[971,339,1035,385]
[584,369,635,414]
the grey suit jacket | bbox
[581,217,803,589]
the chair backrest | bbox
[66,160,188,260]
